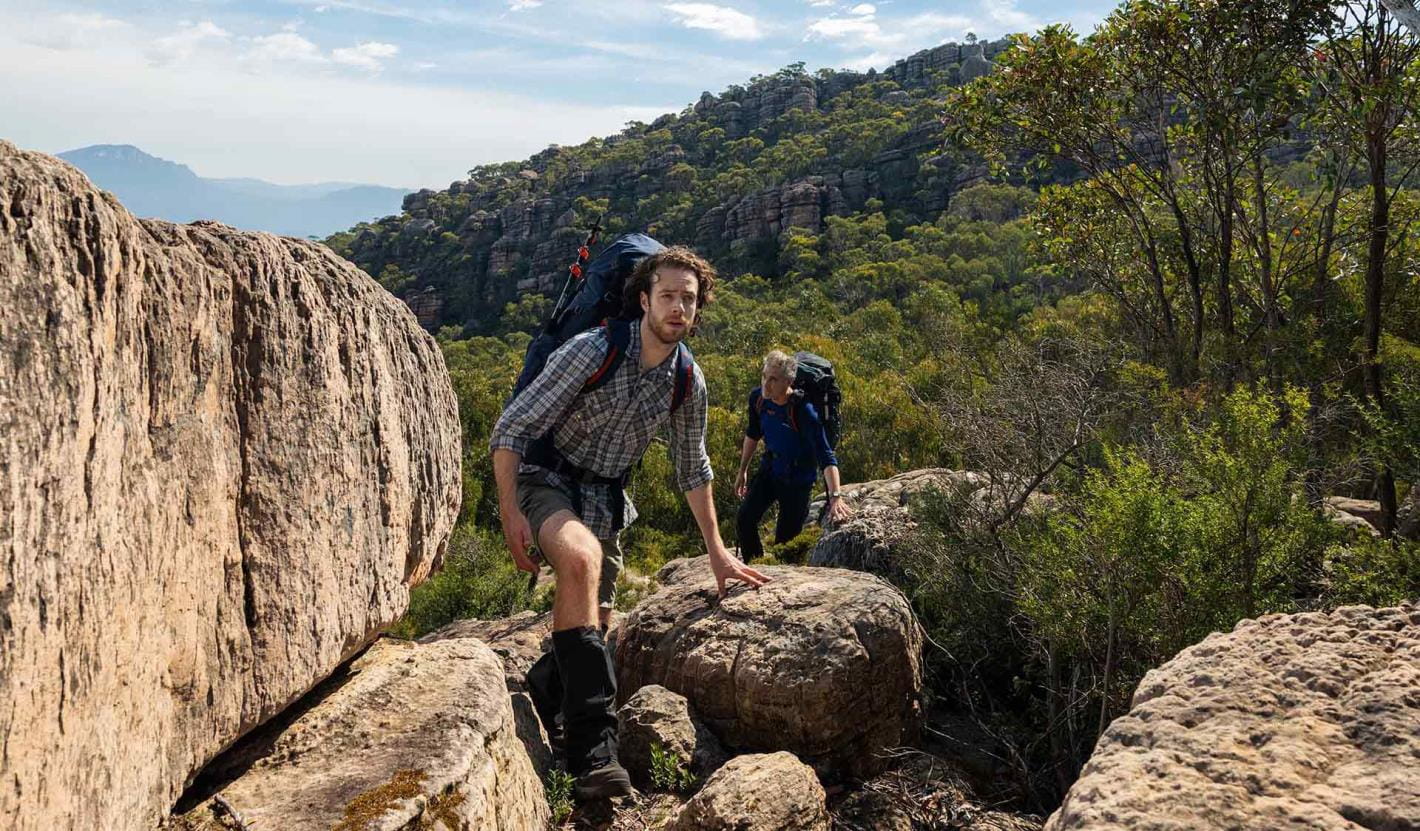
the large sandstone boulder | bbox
[170,637,547,830]
[1047,603,1420,830]
[0,142,461,831]
[616,558,924,779]
[671,752,829,831]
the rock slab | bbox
[0,142,461,830]
[172,637,547,830]
[617,558,924,779]
[1046,603,1420,830]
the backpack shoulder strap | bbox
[582,319,630,393]
[670,342,695,414]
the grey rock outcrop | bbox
[1046,603,1420,830]
[616,558,924,779]
[959,43,994,83]
[671,752,828,831]
[171,637,547,830]
[0,142,461,831]
[1400,489,1419,540]
[808,504,918,580]
[1323,495,1383,536]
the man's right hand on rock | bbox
[501,508,537,573]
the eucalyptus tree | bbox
[1312,0,1420,536]
[950,0,1333,384]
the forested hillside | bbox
[326,39,1025,332]
[328,5,1417,813]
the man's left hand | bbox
[825,496,852,526]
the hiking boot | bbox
[574,760,634,800]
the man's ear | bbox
[639,290,650,315]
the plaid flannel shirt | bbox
[490,323,713,538]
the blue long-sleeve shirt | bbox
[746,387,838,484]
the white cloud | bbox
[809,9,972,52]
[806,0,834,6]
[21,12,131,51]
[663,3,763,40]
[247,31,325,64]
[807,16,879,38]
[850,3,876,15]
[147,20,231,66]
[332,41,399,71]
[908,12,976,32]
[841,51,895,71]
[983,0,1040,30]
[509,0,543,9]
[0,11,671,188]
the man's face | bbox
[640,266,700,346]
[762,370,793,402]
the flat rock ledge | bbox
[1046,602,1420,831]
[169,637,548,831]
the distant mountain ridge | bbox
[58,144,409,239]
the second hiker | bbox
[734,349,850,560]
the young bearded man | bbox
[490,246,768,800]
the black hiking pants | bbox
[736,469,814,560]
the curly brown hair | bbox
[621,245,717,335]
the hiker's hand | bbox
[709,546,769,599]
[734,469,749,499]
[501,508,537,573]
[826,496,852,526]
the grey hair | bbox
[762,349,798,381]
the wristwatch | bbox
[826,490,842,500]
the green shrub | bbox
[649,742,698,794]
[1322,537,1419,607]
[389,525,534,639]
[543,768,575,825]
[765,525,822,564]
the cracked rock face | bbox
[671,751,829,831]
[0,142,461,831]
[616,558,924,779]
[1046,603,1420,831]
[171,638,547,831]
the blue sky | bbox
[1,1,1115,188]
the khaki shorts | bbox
[517,470,624,609]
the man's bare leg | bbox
[536,509,601,631]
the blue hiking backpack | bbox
[510,230,696,414]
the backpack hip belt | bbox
[525,438,631,533]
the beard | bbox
[645,309,690,345]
